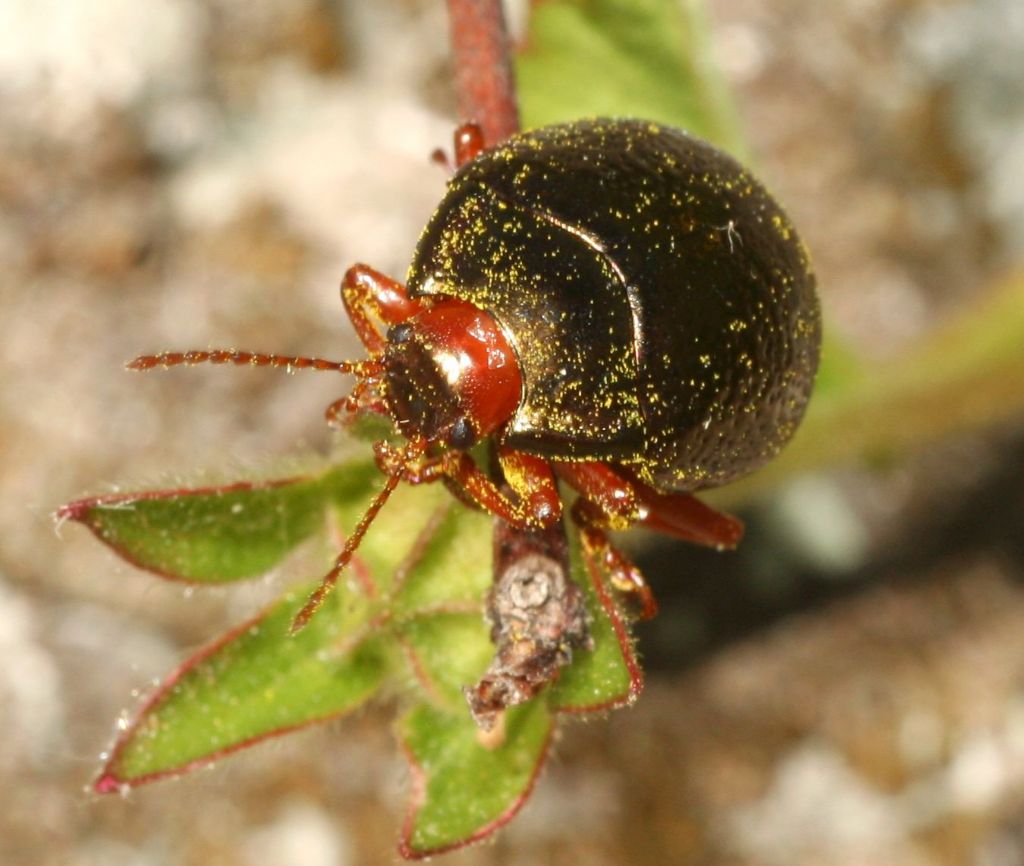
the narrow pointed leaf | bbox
[550,536,642,712]
[96,582,391,790]
[60,462,380,582]
[398,700,553,858]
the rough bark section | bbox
[465,516,592,731]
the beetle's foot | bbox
[324,378,387,429]
[453,122,486,167]
[324,395,371,429]
[372,441,449,483]
[430,123,487,175]
[429,147,453,173]
[578,523,658,621]
[429,449,562,530]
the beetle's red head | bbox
[381,299,521,450]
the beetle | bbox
[131,118,821,630]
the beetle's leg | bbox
[553,462,744,550]
[370,442,489,514]
[571,497,658,620]
[553,462,640,529]
[373,440,561,527]
[555,461,743,619]
[443,448,562,528]
[638,482,744,549]
[429,123,486,175]
[453,122,486,167]
[341,264,423,356]
[429,147,453,173]
[373,441,449,483]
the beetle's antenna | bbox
[127,349,382,378]
[289,435,427,634]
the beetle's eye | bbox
[388,323,413,344]
[446,416,476,449]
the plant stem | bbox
[446,0,521,144]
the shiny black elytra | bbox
[412,118,820,489]
[130,118,822,628]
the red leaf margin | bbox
[554,542,644,715]
[57,477,307,584]
[396,714,555,860]
[92,592,382,794]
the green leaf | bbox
[550,536,642,711]
[60,462,380,583]
[398,700,553,858]
[96,582,392,790]
[390,501,492,614]
[517,0,743,152]
[398,613,494,708]
[87,458,506,789]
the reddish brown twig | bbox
[446,0,521,145]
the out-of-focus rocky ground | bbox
[1,1,1022,864]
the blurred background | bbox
[2,0,1023,864]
